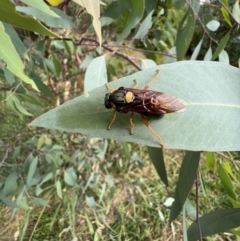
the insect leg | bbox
[105,83,116,92]
[141,115,165,148]
[143,70,160,90]
[107,109,117,130]
[133,79,138,89]
[129,112,135,134]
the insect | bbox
[104,70,187,148]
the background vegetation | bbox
[1,0,240,240]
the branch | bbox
[53,37,142,71]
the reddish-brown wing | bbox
[115,88,187,118]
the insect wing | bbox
[150,92,187,113]
[116,88,187,117]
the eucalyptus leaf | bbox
[0,192,19,208]
[134,10,154,40]
[165,46,177,63]
[84,55,107,94]
[211,33,229,60]
[221,6,232,26]
[190,39,203,60]
[187,208,240,241]
[81,0,102,46]
[117,0,144,43]
[0,23,38,91]
[0,0,58,37]
[16,6,75,29]
[232,0,240,24]
[203,14,213,25]
[30,61,240,151]
[169,151,200,222]
[3,23,28,60]
[148,147,168,186]
[204,47,212,61]
[2,171,18,196]
[27,157,38,186]
[217,164,237,200]
[141,59,157,70]
[206,20,220,31]
[20,0,60,18]
[176,8,195,60]
[219,49,229,64]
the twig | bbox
[80,37,142,71]
[53,37,142,71]
[195,173,203,241]
[185,0,218,44]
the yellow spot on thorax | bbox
[125,91,134,103]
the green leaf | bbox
[205,152,215,170]
[187,208,240,241]
[134,10,154,40]
[221,6,232,26]
[0,192,19,208]
[117,0,144,43]
[13,146,21,159]
[32,197,50,207]
[0,0,59,37]
[203,14,213,25]
[27,156,38,186]
[229,197,240,208]
[85,196,97,209]
[81,0,102,46]
[4,67,16,85]
[148,147,168,186]
[190,39,203,60]
[173,0,186,9]
[30,61,240,151]
[28,69,54,97]
[219,49,229,64]
[203,47,212,61]
[206,20,220,32]
[232,0,240,24]
[223,162,234,178]
[211,32,230,60]
[18,93,43,107]
[39,172,54,186]
[3,23,28,60]
[11,94,33,116]
[176,8,195,60]
[0,23,38,91]
[165,46,177,64]
[20,0,60,17]
[16,191,30,210]
[64,167,77,186]
[184,199,196,220]
[56,180,63,199]
[16,6,75,29]
[103,0,121,19]
[84,56,107,94]
[146,0,158,13]
[217,163,237,200]
[2,171,18,196]
[141,59,157,70]
[191,0,200,14]
[169,151,200,222]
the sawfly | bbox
[104,70,187,148]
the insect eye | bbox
[104,93,112,109]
